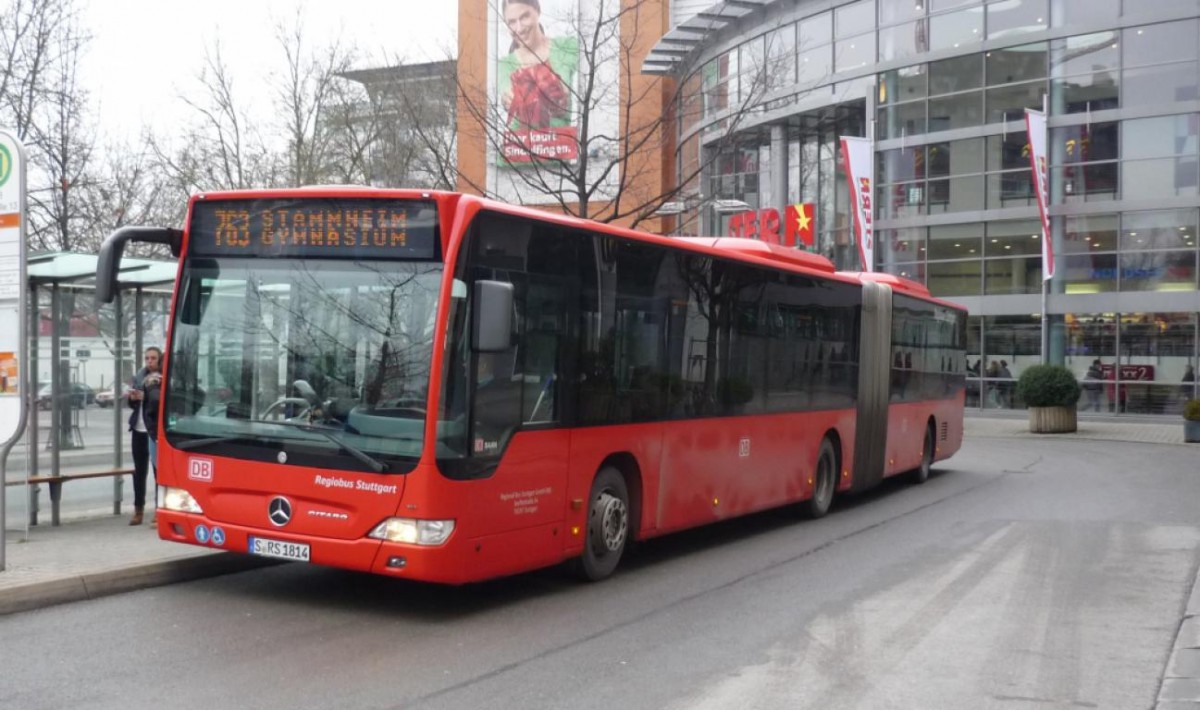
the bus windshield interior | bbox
[163,257,443,472]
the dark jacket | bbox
[127,367,163,439]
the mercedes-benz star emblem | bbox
[268,496,292,527]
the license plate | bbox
[247,536,311,562]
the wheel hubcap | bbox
[592,491,627,555]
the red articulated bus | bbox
[95,188,966,584]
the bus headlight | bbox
[368,518,455,546]
[158,486,204,514]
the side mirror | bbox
[95,227,183,304]
[473,280,513,352]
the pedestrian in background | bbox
[1085,359,1104,411]
[126,347,161,526]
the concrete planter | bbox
[1028,406,1078,433]
[1186,419,1200,443]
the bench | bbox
[4,468,134,526]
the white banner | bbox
[840,136,874,272]
[1025,108,1053,280]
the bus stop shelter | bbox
[4,252,175,528]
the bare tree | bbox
[24,15,94,252]
[272,9,355,186]
[154,40,280,194]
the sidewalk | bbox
[0,413,1193,617]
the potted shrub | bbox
[1016,364,1081,433]
[1185,399,1200,444]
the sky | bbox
[78,0,458,143]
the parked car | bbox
[36,382,96,410]
[95,387,117,408]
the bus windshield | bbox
[163,257,443,473]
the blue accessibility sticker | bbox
[195,524,211,544]
[211,527,226,547]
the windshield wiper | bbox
[268,420,389,473]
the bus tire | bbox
[804,438,837,519]
[911,422,935,485]
[574,467,630,582]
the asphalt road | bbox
[2,436,1198,710]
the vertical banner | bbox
[0,130,28,565]
[840,136,875,272]
[1025,108,1053,280]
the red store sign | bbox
[727,203,815,248]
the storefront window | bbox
[765,25,797,90]
[987,0,1048,41]
[1123,21,1199,68]
[1117,313,1198,415]
[1123,62,1200,106]
[928,223,982,260]
[1061,253,1118,293]
[987,131,1030,172]
[1121,209,1199,250]
[1119,251,1197,291]
[929,91,983,132]
[928,259,982,297]
[835,1,875,39]
[930,54,983,95]
[986,80,1047,123]
[1122,159,1199,200]
[878,65,927,105]
[929,7,984,52]
[988,219,1043,257]
[1051,0,1117,28]
[800,11,832,48]
[927,138,984,177]
[1050,32,1118,78]
[987,42,1049,84]
[879,20,929,62]
[1063,214,1119,254]
[876,100,926,140]
[985,257,1043,294]
[835,32,874,73]
[982,315,1041,408]
[987,171,1035,208]
[1054,163,1118,203]
[928,175,985,213]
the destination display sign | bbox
[189,198,438,259]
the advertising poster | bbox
[490,0,620,205]
[496,0,580,164]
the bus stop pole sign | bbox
[0,130,29,571]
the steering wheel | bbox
[259,397,312,421]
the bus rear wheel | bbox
[911,423,935,485]
[803,439,837,519]
[575,467,629,582]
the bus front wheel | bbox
[575,467,629,582]
[803,439,837,519]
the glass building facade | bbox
[656,0,1200,415]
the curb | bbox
[0,552,279,617]
[1157,564,1200,708]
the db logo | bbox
[188,457,214,483]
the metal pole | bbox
[49,284,61,526]
[28,284,38,525]
[112,289,123,515]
